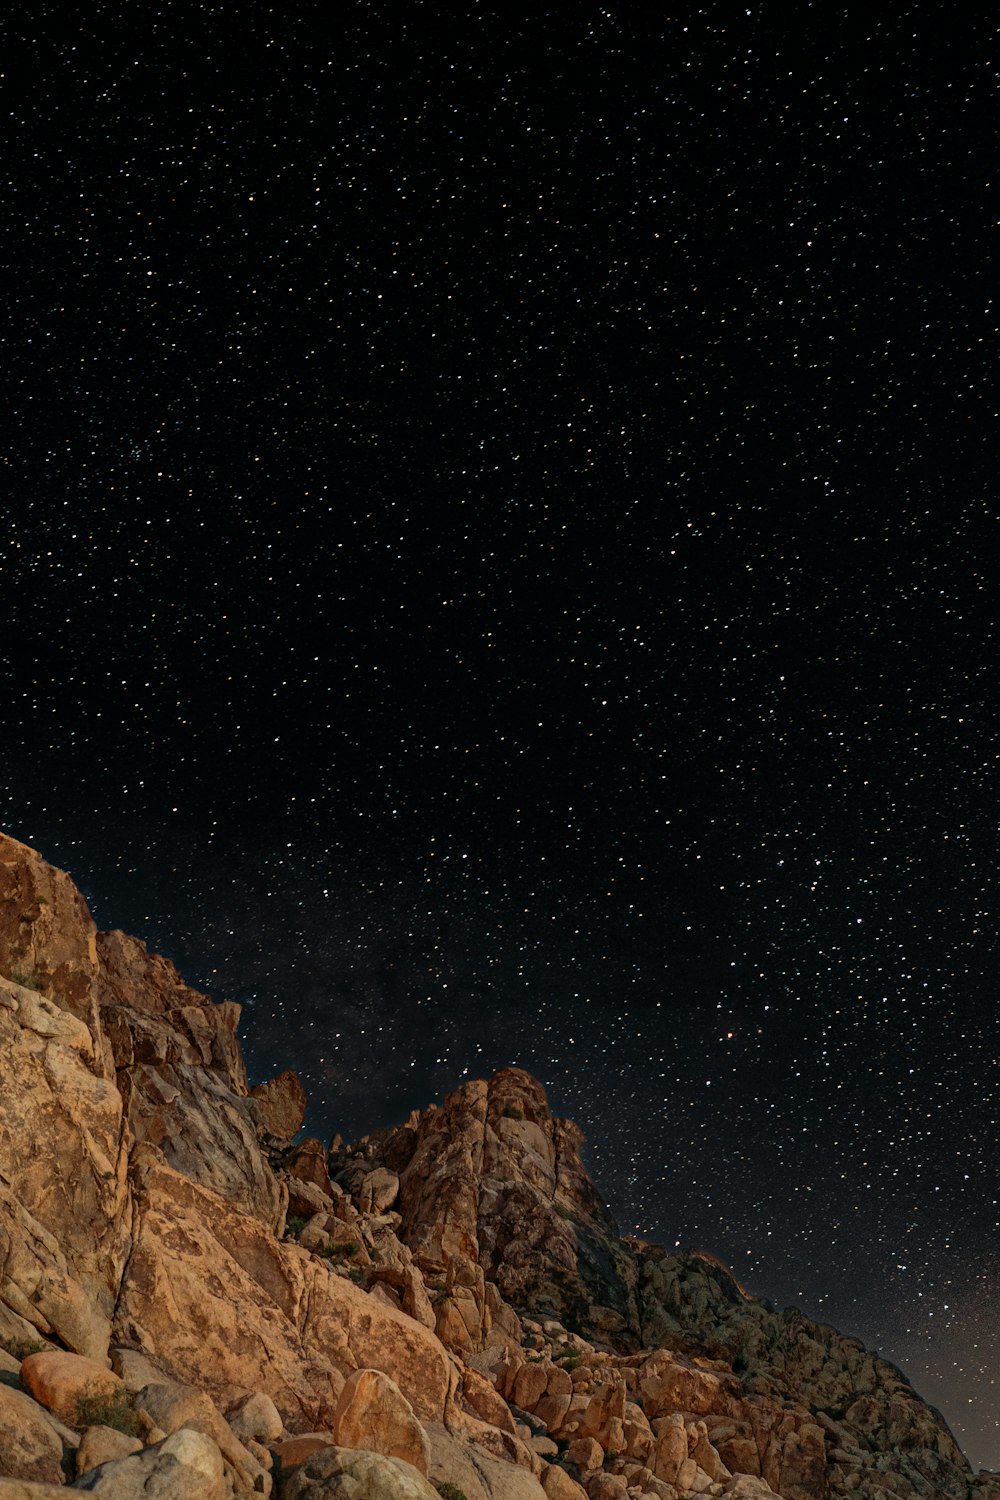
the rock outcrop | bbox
[1,830,997,1500]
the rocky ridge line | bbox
[0,832,994,1500]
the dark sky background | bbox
[3,0,998,1470]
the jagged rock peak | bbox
[3,831,999,1500]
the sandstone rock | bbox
[117,1058,286,1230]
[0,969,129,1361]
[342,1070,639,1348]
[774,1421,825,1500]
[585,1474,628,1500]
[459,1366,517,1435]
[76,1425,144,1476]
[722,1479,781,1499]
[288,1178,339,1220]
[73,1427,228,1497]
[426,1420,549,1500]
[228,1390,285,1444]
[115,1156,450,1431]
[567,1438,605,1472]
[0,1481,69,1498]
[531,1437,559,1458]
[360,1169,400,1215]
[542,1462,590,1500]
[690,1425,729,1485]
[287,1139,335,1198]
[281,1445,441,1500]
[134,1378,269,1493]
[333,1368,431,1474]
[652,1417,689,1487]
[20,1350,124,1426]
[0,834,103,1037]
[0,1383,66,1484]
[273,1435,339,1471]
[640,1354,729,1421]
[514,1362,551,1414]
[108,1348,175,1395]
[578,1376,626,1448]
[251,1070,307,1143]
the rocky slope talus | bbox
[0,832,995,1500]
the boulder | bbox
[566,1439,604,1472]
[281,1445,441,1500]
[133,1379,268,1493]
[73,1427,228,1497]
[273,1434,339,1471]
[20,1350,125,1426]
[0,1383,66,1484]
[541,1463,589,1500]
[333,1368,431,1474]
[359,1169,400,1215]
[228,1390,285,1444]
[251,1070,307,1144]
[76,1425,144,1477]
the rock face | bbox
[1,829,997,1500]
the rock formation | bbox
[0,830,997,1500]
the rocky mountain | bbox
[0,831,995,1500]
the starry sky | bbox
[4,0,998,1470]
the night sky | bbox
[4,0,998,1469]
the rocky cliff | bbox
[0,832,995,1500]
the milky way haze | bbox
[4,1,998,1468]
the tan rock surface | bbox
[251,1070,307,1143]
[427,1421,549,1500]
[0,833,103,1038]
[20,1349,124,1425]
[0,1383,67,1485]
[541,1463,589,1500]
[281,1445,441,1500]
[115,1155,451,1430]
[0,977,129,1360]
[76,1425,144,1476]
[333,1369,431,1474]
[73,1427,228,1497]
[228,1390,285,1444]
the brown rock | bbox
[0,1383,66,1484]
[0,833,103,1036]
[460,1365,518,1435]
[134,1378,267,1492]
[228,1390,285,1444]
[426,1420,549,1500]
[359,1168,401,1215]
[282,1445,441,1500]
[20,1349,124,1425]
[287,1138,335,1197]
[651,1416,688,1487]
[542,1462,590,1500]
[0,1482,70,1499]
[115,1156,451,1431]
[513,1362,551,1414]
[775,1421,826,1500]
[567,1438,605,1473]
[333,1368,431,1475]
[251,1070,307,1143]
[578,1376,626,1448]
[274,1434,339,1471]
[74,1427,228,1498]
[585,1474,628,1500]
[0,967,129,1360]
[76,1424,144,1476]
[640,1352,728,1420]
